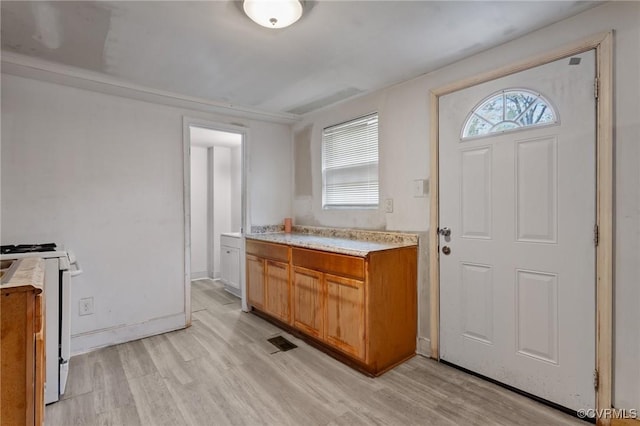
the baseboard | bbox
[224,285,241,298]
[70,312,186,356]
[417,336,432,358]
[190,271,211,280]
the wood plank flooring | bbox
[46,279,584,425]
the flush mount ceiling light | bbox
[243,0,303,29]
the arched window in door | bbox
[461,88,558,140]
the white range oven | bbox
[0,243,82,404]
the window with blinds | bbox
[322,113,379,208]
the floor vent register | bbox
[267,336,298,352]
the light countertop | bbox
[245,232,417,257]
[1,257,44,291]
[221,232,242,239]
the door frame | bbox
[428,31,613,424]
[182,116,251,327]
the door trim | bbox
[428,31,613,424]
[182,117,251,326]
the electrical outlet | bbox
[79,297,94,316]
[384,198,394,213]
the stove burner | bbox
[1,243,57,254]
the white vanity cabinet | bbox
[220,233,241,297]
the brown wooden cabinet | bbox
[246,240,291,324]
[292,266,365,359]
[246,238,417,376]
[324,273,366,360]
[292,267,324,338]
[264,260,290,323]
[246,254,265,309]
[1,258,45,426]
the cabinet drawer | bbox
[246,240,289,262]
[292,248,365,280]
[220,234,241,249]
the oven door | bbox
[58,251,81,396]
[59,268,71,395]
[44,258,61,404]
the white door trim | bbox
[428,31,613,424]
[182,117,251,327]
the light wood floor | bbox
[46,279,584,426]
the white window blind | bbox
[322,113,379,208]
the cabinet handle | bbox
[226,250,231,254]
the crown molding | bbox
[1,50,300,125]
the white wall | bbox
[190,145,209,278]
[212,146,232,277]
[248,121,292,226]
[292,2,640,409]
[1,73,293,354]
[230,145,242,232]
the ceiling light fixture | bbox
[243,0,303,29]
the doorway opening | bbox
[189,126,242,280]
[183,118,249,325]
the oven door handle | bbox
[70,261,83,277]
[67,250,83,276]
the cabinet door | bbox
[325,274,366,360]
[292,267,324,338]
[227,247,240,289]
[246,255,265,309]
[265,260,291,323]
[221,246,240,290]
[220,245,230,284]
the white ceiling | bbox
[1,1,601,116]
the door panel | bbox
[515,269,558,364]
[460,262,493,345]
[461,146,492,239]
[515,136,558,243]
[439,51,596,410]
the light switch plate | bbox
[413,179,428,197]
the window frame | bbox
[321,112,380,210]
[460,88,560,141]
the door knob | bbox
[442,246,451,255]
[438,227,451,237]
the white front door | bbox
[439,51,596,411]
